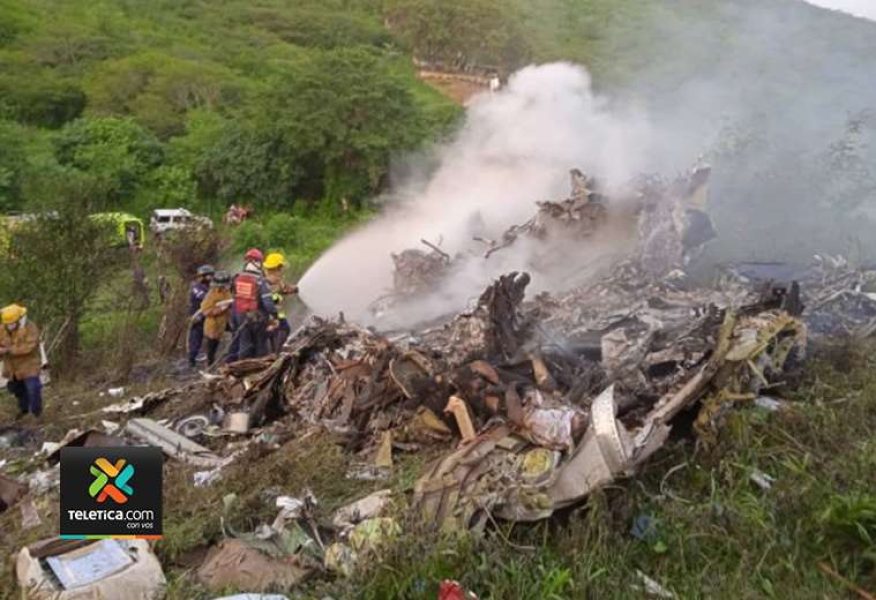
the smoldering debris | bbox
[298,63,653,328]
[371,163,713,331]
[8,156,876,592]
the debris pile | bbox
[379,165,715,326]
[718,254,876,338]
[5,163,876,595]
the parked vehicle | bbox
[149,208,212,235]
[90,212,145,249]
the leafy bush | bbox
[231,221,269,255]
[85,52,240,138]
[134,165,197,213]
[194,122,304,208]
[264,213,301,249]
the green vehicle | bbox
[89,212,145,249]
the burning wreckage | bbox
[6,165,876,595]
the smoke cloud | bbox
[300,1,876,329]
[299,63,653,328]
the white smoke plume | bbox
[298,63,653,328]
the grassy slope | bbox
[4,342,870,598]
[311,347,876,599]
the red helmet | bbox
[244,248,264,263]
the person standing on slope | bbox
[230,248,278,360]
[188,264,214,368]
[262,252,298,352]
[0,304,42,418]
[200,271,233,366]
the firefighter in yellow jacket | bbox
[0,304,42,417]
[200,271,233,366]
[263,252,298,351]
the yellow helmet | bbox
[263,252,285,270]
[1,304,26,325]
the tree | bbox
[257,47,428,204]
[194,121,306,208]
[0,177,119,373]
[85,52,238,138]
[0,120,28,211]
[246,6,393,49]
[195,47,436,208]
[0,66,86,128]
[53,116,164,208]
[384,0,530,69]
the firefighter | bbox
[0,304,42,418]
[229,248,278,360]
[262,252,298,352]
[200,271,233,366]
[187,264,214,367]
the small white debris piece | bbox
[40,442,60,456]
[634,570,675,599]
[754,396,783,412]
[101,420,121,434]
[750,469,775,491]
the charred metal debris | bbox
[5,164,876,593]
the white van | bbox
[149,208,212,235]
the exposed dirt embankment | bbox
[417,69,496,105]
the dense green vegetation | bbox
[0,0,461,217]
[0,0,668,219]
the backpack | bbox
[233,272,260,313]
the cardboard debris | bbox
[16,538,165,600]
[196,539,312,592]
[375,431,394,467]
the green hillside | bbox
[0,0,462,216]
